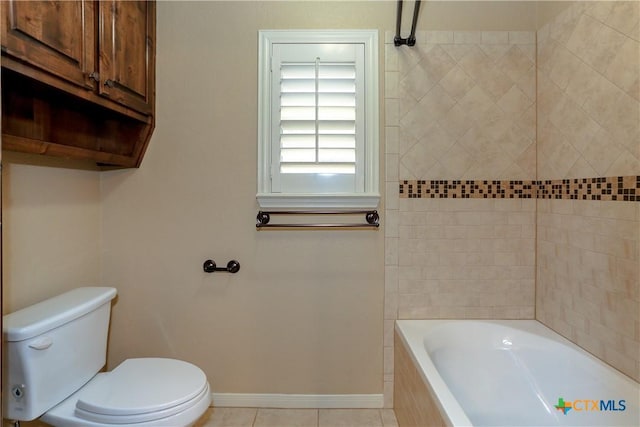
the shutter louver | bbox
[279,61,357,175]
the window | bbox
[258,30,379,209]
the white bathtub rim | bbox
[395,319,640,427]
[416,319,638,386]
[395,320,472,427]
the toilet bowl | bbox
[3,287,211,427]
[41,358,211,427]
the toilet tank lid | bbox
[3,287,117,342]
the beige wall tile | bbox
[482,31,509,44]
[385,99,400,127]
[384,320,395,348]
[548,45,584,90]
[454,31,481,44]
[397,199,535,319]
[426,30,454,44]
[498,45,535,83]
[395,31,536,181]
[584,1,614,22]
[385,44,399,72]
[497,85,534,116]
[605,1,640,37]
[385,126,399,155]
[538,1,640,180]
[479,44,512,63]
[385,71,399,99]
[384,346,394,375]
[440,66,476,102]
[536,200,639,381]
[589,21,629,76]
[509,31,535,44]
[566,13,606,65]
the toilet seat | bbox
[41,358,211,427]
[75,358,208,423]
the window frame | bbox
[257,30,380,210]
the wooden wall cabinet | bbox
[1,0,156,168]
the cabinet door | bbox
[0,0,96,90]
[98,0,154,115]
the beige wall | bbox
[2,153,101,312]
[100,1,394,396]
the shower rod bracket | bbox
[394,0,422,47]
[394,35,417,47]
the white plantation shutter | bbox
[279,62,357,174]
[257,31,379,209]
[271,43,365,194]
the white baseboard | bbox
[211,393,384,409]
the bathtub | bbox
[394,320,639,427]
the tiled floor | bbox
[194,408,399,427]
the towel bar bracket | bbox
[203,259,241,273]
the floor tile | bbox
[197,407,257,427]
[318,409,383,427]
[253,408,318,427]
[194,408,215,427]
[380,409,399,427]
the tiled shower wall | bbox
[385,29,538,319]
[537,1,638,179]
[383,30,538,407]
[535,2,639,382]
[384,0,640,407]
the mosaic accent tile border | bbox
[537,176,640,201]
[399,180,535,199]
[399,176,640,202]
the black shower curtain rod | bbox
[394,0,422,47]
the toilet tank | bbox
[3,287,117,421]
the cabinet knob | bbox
[104,79,115,88]
[89,72,100,83]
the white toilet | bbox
[3,287,211,426]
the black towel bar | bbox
[256,210,380,229]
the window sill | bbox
[257,193,380,210]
